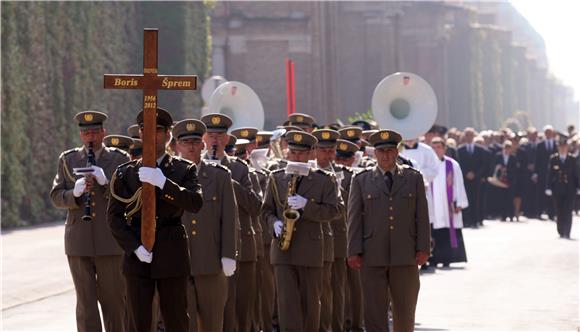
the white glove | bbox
[287,194,307,210]
[221,257,236,277]
[134,245,153,263]
[273,220,283,238]
[576,188,580,195]
[73,177,86,197]
[91,165,108,186]
[545,189,552,196]
[139,167,166,189]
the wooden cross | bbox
[104,29,197,251]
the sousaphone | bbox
[371,72,437,140]
[205,81,265,130]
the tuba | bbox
[371,72,438,140]
[205,81,265,130]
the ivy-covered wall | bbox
[1,2,211,227]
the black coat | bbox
[535,140,558,178]
[492,153,518,190]
[108,154,203,278]
[458,144,488,180]
[546,154,579,196]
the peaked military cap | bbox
[288,113,315,129]
[235,139,250,156]
[136,107,173,128]
[103,135,133,151]
[172,119,206,141]
[351,119,372,131]
[75,111,107,129]
[286,131,317,151]
[201,113,233,133]
[256,131,273,148]
[339,126,363,143]
[231,127,259,141]
[369,129,403,149]
[312,129,340,148]
[127,124,140,138]
[130,138,142,157]
[362,129,378,140]
[225,134,237,154]
[336,139,359,158]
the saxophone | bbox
[272,174,301,251]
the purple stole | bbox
[445,157,458,248]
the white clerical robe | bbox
[431,157,469,230]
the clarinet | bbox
[82,142,95,221]
[211,144,218,160]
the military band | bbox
[52,100,579,332]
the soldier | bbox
[545,135,579,239]
[50,111,130,332]
[288,113,315,133]
[172,119,237,332]
[129,139,143,160]
[201,114,261,332]
[347,130,430,332]
[104,134,134,153]
[312,128,345,332]
[107,108,203,332]
[262,131,340,331]
[335,139,364,332]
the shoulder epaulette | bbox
[234,157,250,166]
[315,169,333,177]
[209,161,230,173]
[353,167,373,177]
[59,147,81,159]
[107,147,131,157]
[402,164,421,173]
[116,159,138,170]
[254,168,268,176]
[173,156,194,165]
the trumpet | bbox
[279,175,300,251]
[82,142,95,222]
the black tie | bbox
[385,172,393,192]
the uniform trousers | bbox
[67,255,125,332]
[260,244,276,332]
[125,274,188,332]
[236,261,257,332]
[554,194,575,237]
[361,265,419,332]
[345,266,364,331]
[319,261,333,332]
[187,272,228,332]
[223,273,238,332]
[274,265,322,332]
[331,258,346,332]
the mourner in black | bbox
[457,128,487,227]
[107,108,203,332]
[545,136,579,239]
[534,126,558,219]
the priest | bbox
[428,138,469,267]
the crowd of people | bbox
[51,108,579,332]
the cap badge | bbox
[296,116,304,122]
[380,131,390,140]
[84,113,94,122]
[241,130,249,137]
[347,130,355,137]
[256,136,263,142]
[111,137,119,146]
[322,132,330,140]
[186,123,195,132]
[294,134,303,142]
[211,116,221,125]
[339,143,348,151]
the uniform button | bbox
[389,206,393,211]
[390,225,395,230]
[92,213,96,218]
[389,197,393,201]
[91,192,96,196]
[247,231,251,235]
[92,202,96,207]
[191,230,197,235]
[212,196,217,201]
[367,194,372,199]
[389,216,394,220]
[191,219,197,225]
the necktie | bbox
[384,172,393,192]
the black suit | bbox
[520,142,539,217]
[535,140,558,218]
[546,154,579,238]
[458,144,487,227]
[108,154,203,332]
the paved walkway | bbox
[2,217,579,331]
